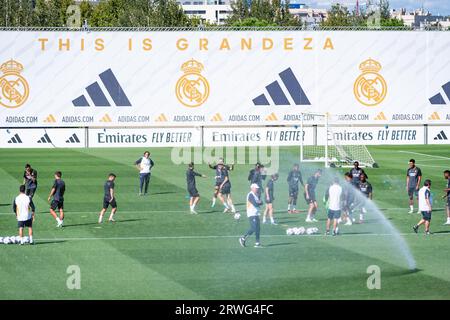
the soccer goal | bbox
[300,112,377,168]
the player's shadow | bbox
[151,191,177,195]
[432,230,450,234]
[264,242,295,247]
[112,219,145,224]
[342,232,374,235]
[35,240,67,245]
[0,203,10,207]
[64,222,101,228]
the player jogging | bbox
[248,163,266,197]
[13,185,34,245]
[406,159,422,214]
[135,151,154,196]
[48,171,65,228]
[186,163,206,214]
[263,173,279,225]
[219,164,236,213]
[239,184,263,248]
[209,158,233,208]
[341,172,355,225]
[98,173,117,224]
[23,164,38,217]
[350,161,366,187]
[287,164,304,213]
[325,178,343,236]
[358,173,372,224]
[413,180,433,235]
[305,169,322,223]
[443,170,450,225]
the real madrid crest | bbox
[0,59,30,109]
[354,58,387,107]
[176,59,209,108]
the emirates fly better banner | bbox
[0,31,450,128]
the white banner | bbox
[427,126,450,145]
[203,126,313,147]
[319,126,425,145]
[0,31,449,127]
[88,127,202,147]
[0,128,85,148]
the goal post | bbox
[300,112,377,168]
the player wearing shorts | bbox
[443,170,450,225]
[287,164,304,213]
[98,173,117,224]
[209,158,233,208]
[305,169,322,223]
[219,165,236,213]
[13,185,34,245]
[358,173,372,224]
[23,164,38,217]
[186,163,206,214]
[413,180,432,235]
[325,178,343,236]
[263,173,279,225]
[48,171,65,228]
[248,163,266,198]
[406,159,422,214]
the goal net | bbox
[300,112,376,168]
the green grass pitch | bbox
[0,146,449,300]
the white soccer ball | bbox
[234,213,241,220]
[286,228,294,235]
[293,228,301,235]
[14,236,21,243]
[3,237,10,244]
[23,236,29,244]
[9,237,17,244]
[306,228,315,235]
[298,227,306,235]
[0,237,3,244]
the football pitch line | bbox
[398,151,450,160]
[32,232,450,243]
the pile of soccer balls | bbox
[286,227,319,236]
[0,236,31,245]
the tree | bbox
[322,3,351,26]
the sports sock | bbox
[29,236,33,243]
[410,205,414,211]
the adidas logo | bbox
[434,130,448,141]
[211,113,223,122]
[253,68,311,106]
[266,112,278,121]
[7,134,22,144]
[429,81,450,105]
[44,114,56,123]
[428,112,441,121]
[72,69,132,107]
[374,112,387,121]
[155,114,168,122]
[100,113,112,123]
[37,133,52,144]
[66,134,81,144]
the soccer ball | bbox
[9,237,17,244]
[234,212,241,220]
[298,227,306,235]
[306,228,318,235]
[286,228,294,235]
[23,236,29,244]
[294,228,301,235]
[0,237,3,244]
[3,237,10,244]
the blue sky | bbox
[303,1,450,16]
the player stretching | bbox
[248,163,266,197]
[263,173,279,225]
[239,184,263,248]
[358,173,372,224]
[23,164,38,218]
[209,158,233,208]
[287,164,304,213]
[13,185,34,245]
[48,171,65,228]
[413,180,433,235]
[186,163,206,214]
[325,178,343,236]
[443,170,450,225]
[135,151,154,196]
[350,161,366,187]
[98,173,117,224]
[305,169,322,223]
[219,164,236,213]
[406,159,422,214]
[341,173,355,225]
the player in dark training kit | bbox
[406,159,422,214]
[263,173,279,225]
[287,164,304,214]
[219,164,236,213]
[350,161,366,187]
[23,164,38,217]
[248,163,266,197]
[209,158,233,208]
[443,170,450,225]
[358,173,372,224]
[305,169,322,223]
[48,171,65,228]
[98,173,117,224]
[340,172,355,225]
[186,163,207,214]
